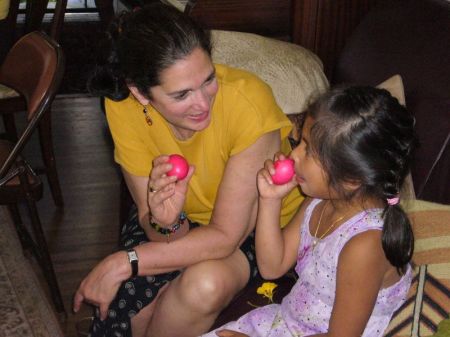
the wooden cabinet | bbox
[188,0,380,80]
[187,0,293,41]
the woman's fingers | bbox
[149,155,172,182]
[73,290,84,312]
[148,175,177,194]
[72,252,128,320]
[99,303,109,321]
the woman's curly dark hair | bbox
[88,3,212,101]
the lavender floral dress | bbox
[201,199,412,337]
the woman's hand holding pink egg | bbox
[147,154,194,226]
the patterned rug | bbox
[0,207,64,337]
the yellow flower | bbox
[257,282,278,303]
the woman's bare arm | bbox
[74,131,281,317]
[131,130,281,273]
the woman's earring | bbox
[143,105,153,126]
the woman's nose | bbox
[192,88,210,111]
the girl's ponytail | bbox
[382,201,414,274]
[308,86,418,275]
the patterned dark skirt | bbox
[89,206,258,337]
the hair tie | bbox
[387,196,400,206]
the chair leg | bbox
[2,113,18,142]
[24,195,66,314]
[7,203,36,256]
[38,110,64,207]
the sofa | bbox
[113,1,449,335]
[333,0,450,205]
[209,0,450,335]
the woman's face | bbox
[148,47,218,140]
[291,115,331,199]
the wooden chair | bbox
[0,0,67,207]
[0,31,66,314]
[0,0,20,64]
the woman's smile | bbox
[148,47,218,140]
[188,110,210,122]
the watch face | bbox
[128,250,138,261]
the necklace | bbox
[312,201,346,250]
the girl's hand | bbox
[215,329,250,337]
[73,251,129,320]
[147,155,195,226]
[257,153,298,200]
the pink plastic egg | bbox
[271,158,295,185]
[167,154,189,180]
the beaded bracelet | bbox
[150,211,187,242]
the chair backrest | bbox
[0,31,64,178]
[24,0,67,42]
[3,0,20,33]
[0,0,67,64]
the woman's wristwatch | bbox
[126,249,139,277]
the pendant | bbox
[312,239,319,250]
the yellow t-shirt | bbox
[0,0,10,20]
[106,64,303,226]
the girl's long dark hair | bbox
[87,3,212,101]
[308,86,418,273]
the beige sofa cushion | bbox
[211,30,329,115]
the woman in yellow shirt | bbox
[74,3,303,337]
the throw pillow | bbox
[433,319,450,337]
[377,74,406,105]
[384,200,450,337]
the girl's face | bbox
[291,115,332,199]
[148,47,218,140]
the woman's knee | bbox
[176,261,244,314]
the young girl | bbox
[201,85,418,337]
